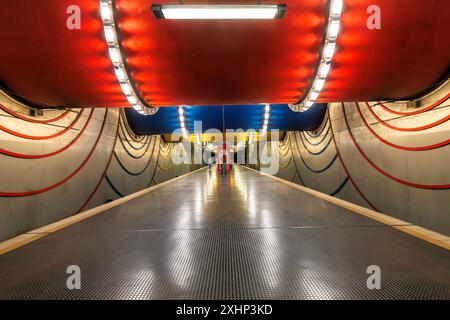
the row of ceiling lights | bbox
[100,0,158,115]
[178,104,269,143]
[178,105,200,145]
[261,104,270,136]
[298,0,342,112]
[178,106,189,138]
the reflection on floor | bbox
[0,166,449,299]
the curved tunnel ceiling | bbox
[0,0,449,109]
[116,0,325,106]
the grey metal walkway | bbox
[0,166,449,299]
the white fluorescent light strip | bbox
[127,95,137,104]
[120,83,132,95]
[313,78,326,92]
[109,47,121,64]
[318,63,331,78]
[301,0,343,112]
[104,26,116,43]
[261,104,270,136]
[114,67,126,81]
[328,19,340,39]
[331,0,343,15]
[161,5,279,20]
[179,106,189,138]
[309,91,320,101]
[323,42,336,59]
[100,1,113,21]
[100,0,153,115]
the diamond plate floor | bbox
[0,166,449,299]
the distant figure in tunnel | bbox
[207,152,215,170]
[217,144,230,175]
[220,152,227,175]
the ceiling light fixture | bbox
[151,4,287,20]
[100,0,158,115]
[179,106,189,139]
[261,104,270,136]
[289,0,343,112]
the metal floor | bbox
[0,166,449,300]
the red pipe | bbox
[0,109,85,140]
[0,103,72,124]
[343,104,450,189]
[376,93,450,117]
[364,102,450,132]
[0,109,95,159]
[0,109,109,197]
[75,113,120,214]
[327,109,379,210]
[355,103,450,151]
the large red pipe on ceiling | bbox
[0,0,448,108]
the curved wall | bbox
[0,92,201,242]
[256,81,450,235]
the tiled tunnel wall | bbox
[0,91,202,242]
[253,82,450,236]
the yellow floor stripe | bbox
[0,234,46,255]
[0,166,207,256]
[243,166,450,251]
